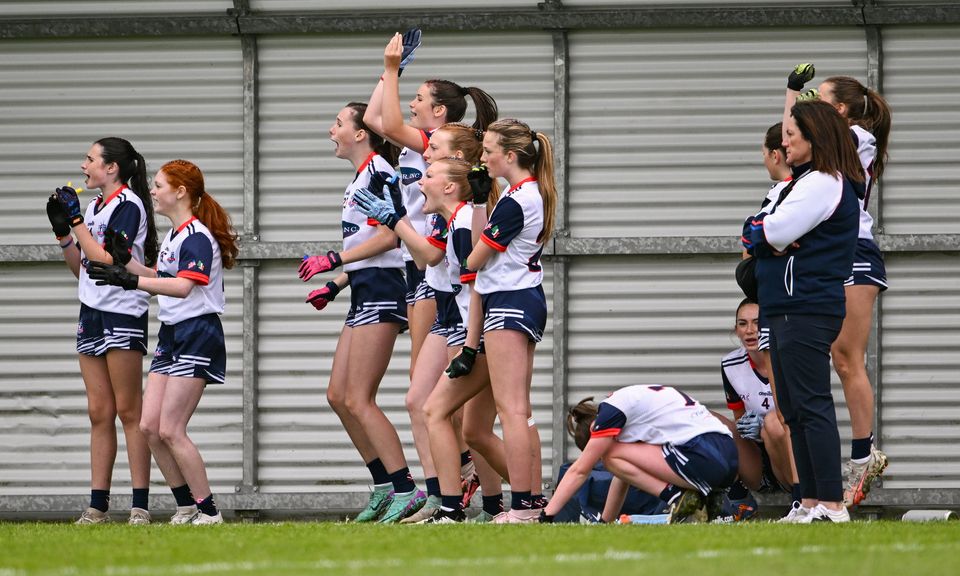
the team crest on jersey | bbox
[342,221,360,237]
[399,166,423,186]
[487,224,500,239]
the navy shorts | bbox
[758,307,770,352]
[76,303,148,357]
[662,432,739,496]
[404,261,427,305]
[345,268,408,330]
[845,238,888,291]
[431,290,456,337]
[481,285,547,343]
[150,314,226,385]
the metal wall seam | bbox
[865,23,884,467]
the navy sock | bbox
[659,484,682,505]
[482,494,504,516]
[727,479,750,500]
[366,458,391,486]
[425,477,441,498]
[510,490,532,510]
[171,484,195,507]
[531,494,546,509]
[791,484,802,504]
[197,494,218,516]
[131,488,149,510]
[441,494,463,511]
[90,489,110,513]
[851,435,873,461]
[460,450,473,467]
[388,467,416,494]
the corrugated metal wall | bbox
[0,0,231,16]
[1,3,958,512]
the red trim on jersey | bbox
[97,186,127,209]
[357,151,376,174]
[426,236,446,250]
[506,176,536,194]
[782,176,793,182]
[460,272,477,283]
[747,355,758,371]
[419,129,430,151]
[177,270,210,285]
[175,216,198,234]
[727,401,745,411]
[590,428,620,439]
[447,201,468,229]
[480,233,507,252]
[367,217,380,227]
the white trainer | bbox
[75,507,110,525]
[170,504,199,525]
[128,507,151,525]
[799,503,850,524]
[778,501,810,523]
[191,511,223,525]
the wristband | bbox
[59,237,74,249]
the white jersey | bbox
[851,124,878,240]
[424,213,452,293]
[721,347,774,416]
[475,177,545,295]
[445,201,476,321]
[78,186,150,316]
[156,218,225,325]
[397,132,430,262]
[758,178,793,215]
[590,385,732,447]
[341,153,404,273]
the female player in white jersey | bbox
[47,137,157,524]
[785,65,892,508]
[449,118,556,523]
[721,298,798,519]
[88,159,239,525]
[298,102,426,523]
[538,387,738,524]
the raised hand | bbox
[787,62,815,92]
[298,251,342,281]
[305,281,341,311]
[445,346,478,379]
[467,164,493,205]
[86,261,140,291]
[399,27,422,76]
[104,228,131,265]
[54,185,84,227]
[46,194,72,237]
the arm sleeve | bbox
[760,172,844,252]
[452,227,476,283]
[722,366,745,411]
[590,402,627,439]
[425,214,447,250]
[176,233,214,285]
[480,196,524,252]
[105,202,142,246]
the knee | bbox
[463,425,490,451]
[139,421,160,443]
[422,397,448,428]
[405,391,424,420]
[763,413,787,441]
[116,404,142,427]
[342,394,371,419]
[326,387,347,414]
[87,404,117,427]
[157,423,183,445]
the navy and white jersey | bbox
[758,178,793,214]
[590,385,732,447]
[475,177,544,295]
[156,217,224,325]
[445,201,477,322]
[341,152,404,273]
[397,131,430,262]
[78,186,150,316]
[424,213,452,293]
[721,347,774,416]
[850,125,878,241]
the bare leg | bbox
[157,377,209,499]
[105,349,150,489]
[602,442,697,496]
[486,330,534,495]
[463,379,509,481]
[406,333,448,480]
[407,299,436,381]
[832,285,881,440]
[326,326,377,463]
[761,411,799,488]
[140,373,186,488]
[79,355,118,492]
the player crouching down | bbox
[539,385,738,524]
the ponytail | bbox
[160,160,239,270]
[427,80,499,133]
[566,397,598,452]
[95,137,158,267]
[533,132,557,244]
[824,76,892,182]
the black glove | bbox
[445,345,477,379]
[468,165,493,205]
[46,194,72,237]
[86,261,140,291]
[787,63,815,92]
[54,185,84,227]
[103,228,132,265]
[538,510,555,523]
[398,27,422,77]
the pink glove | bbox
[298,251,342,281]
[306,281,341,311]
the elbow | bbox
[425,251,444,267]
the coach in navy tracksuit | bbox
[742,100,862,523]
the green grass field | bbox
[2,521,958,575]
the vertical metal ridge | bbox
[865,23,884,462]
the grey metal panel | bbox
[256,260,553,493]
[564,256,857,459]
[0,263,245,496]
[0,0,232,16]
[880,253,960,489]
[0,37,245,246]
[257,31,554,243]
[563,0,848,5]
[250,0,537,9]
[567,28,866,239]
[879,26,960,235]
